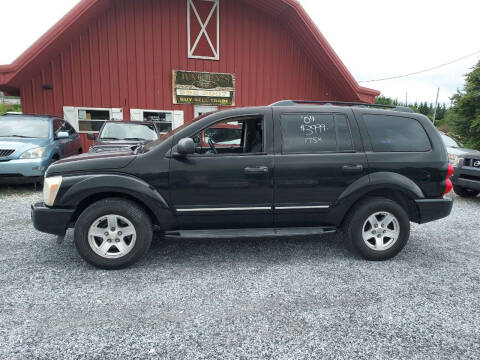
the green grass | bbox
[0,103,22,115]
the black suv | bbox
[32,101,454,269]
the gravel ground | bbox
[0,186,479,360]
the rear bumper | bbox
[414,198,453,224]
[31,202,75,236]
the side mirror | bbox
[176,138,195,155]
[57,131,69,139]
[87,133,97,141]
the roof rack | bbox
[270,100,415,113]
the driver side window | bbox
[191,117,264,155]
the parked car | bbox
[451,156,480,198]
[0,114,82,184]
[440,131,480,165]
[87,121,161,153]
[32,101,453,269]
[440,132,480,197]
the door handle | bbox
[244,166,269,175]
[342,164,364,173]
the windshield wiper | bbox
[0,135,36,138]
[99,137,121,140]
[124,138,146,141]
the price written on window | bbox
[300,115,330,144]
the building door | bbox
[169,109,274,229]
[194,105,218,118]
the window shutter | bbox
[187,0,219,60]
[63,106,78,131]
[173,111,184,129]
[130,109,144,121]
[111,108,124,121]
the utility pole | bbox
[405,92,408,106]
[432,87,440,125]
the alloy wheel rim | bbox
[362,211,400,251]
[88,214,137,259]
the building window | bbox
[187,0,220,60]
[130,109,176,135]
[194,105,218,118]
[63,106,123,133]
[78,109,111,133]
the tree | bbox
[451,61,480,149]
[375,95,395,106]
[418,102,430,116]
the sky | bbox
[1,0,479,104]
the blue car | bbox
[0,114,82,184]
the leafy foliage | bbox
[374,96,447,121]
[0,103,22,115]
[450,61,480,149]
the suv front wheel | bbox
[74,198,153,269]
[343,197,410,261]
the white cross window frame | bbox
[187,0,220,60]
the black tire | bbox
[343,197,410,261]
[453,185,479,198]
[74,198,153,269]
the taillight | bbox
[443,164,454,196]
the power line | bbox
[359,50,480,83]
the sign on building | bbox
[173,70,235,106]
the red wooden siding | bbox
[16,0,355,149]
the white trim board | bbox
[187,0,220,60]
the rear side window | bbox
[363,115,431,152]
[280,113,353,153]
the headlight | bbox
[453,156,462,167]
[43,176,62,206]
[448,153,459,165]
[20,147,46,159]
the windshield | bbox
[441,134,460,148]
[0,118,50,138]
[100,123,158,141]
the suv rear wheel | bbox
[343,197,410,261]
[453,185,479,198]
[74,198,153,269]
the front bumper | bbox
[414,198,453,224]
[0,158,51,183]
[31,202,75,236]
[452,167,480,191]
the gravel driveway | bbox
[0,187,479,360]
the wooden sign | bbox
[173,70,235,106]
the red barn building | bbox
[0,0,378,150]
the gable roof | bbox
[0,0,379,101]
